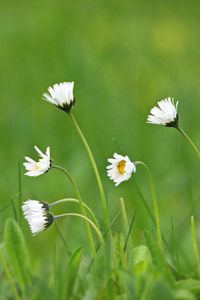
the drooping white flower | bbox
[22,200,53,235]
[43,82,75,112]
[107,153,136,186]
[147,97,178,127]
[23,146,51,177]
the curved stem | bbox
[52,165,81,199]
[52,164,97,257]
[176,127,200,160]
[50,198,99,226]
[54,213,104,245]
[135,161,162,250]
[69,112,110,227]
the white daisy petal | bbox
[23,146,51,177]
[22,200,53,235]
[106,153,136,186]
[43,81,75,112]
[147,97,178,127]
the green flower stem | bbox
[176,127,200,160]
[52,165,80,198]
[69,112,110,227]
[52,164,97,257]
[0,249,20,300]
[54,213,104,245]
[50,198,99,226]
[191,216,200,278]
[135,161,162,250]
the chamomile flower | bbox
[107,153,136,186]
[22,200,53,235]
[147,97,178,127]
[23,146,51,177]
[43,82,75,112]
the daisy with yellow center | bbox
[23,146,51,177]
[107,153,136,186]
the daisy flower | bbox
[43,82,75,112]
[23,146,51,177]
[147,97,178,127]
[107,153,136,186]
[22,200,53,235]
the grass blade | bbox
[4,218,32,290]
[65,247,82,299]
[124,209,137,253]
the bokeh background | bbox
[1,0,200,274]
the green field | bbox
[1,0,200,299]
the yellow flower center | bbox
[35,164,41,170]
[118,160,126,174]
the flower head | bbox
[147,97,178,127]
[23,146,51,177]
[107,153,136,186]
[43,82,75,112]
[22,200,54,235]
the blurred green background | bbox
[1,0,200,273]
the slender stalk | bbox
[52,164,97,257]
[176,127,200,160]
[120,197,134,251]
[50,198,99,226]
[135,183,191,268]
[52,165,80,198]
[54,213,104,244]
[54,223,72,256]
[124,209,137,253]
[135,161,162,250]
[88,209,122,272]
[171,218,180,271]
[18,162,22,227]
[191,216,200,278]
[120,197,129,234]
[11,197,18,222]
[69,112,110,227]
[0,250,20,300]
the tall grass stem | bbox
[18,162,22,226]
[177,127,200,160]
[52,164,97,257]
[135,161,162,250]
[120,197,129,234]
[69,112,110,228]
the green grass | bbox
[1,0,200,298]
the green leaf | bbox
[25,277,55,300]
[95,278,120,300]
[141,277,176,300]
[65,247,82,299]
[130,245,152,275]
[4,218,31,290]
[118,270,136,299]
[175,279,200,294]
[113,233,126,269]
[82,243,110,300]
[144,230,174,283]
[174,289,196,300]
